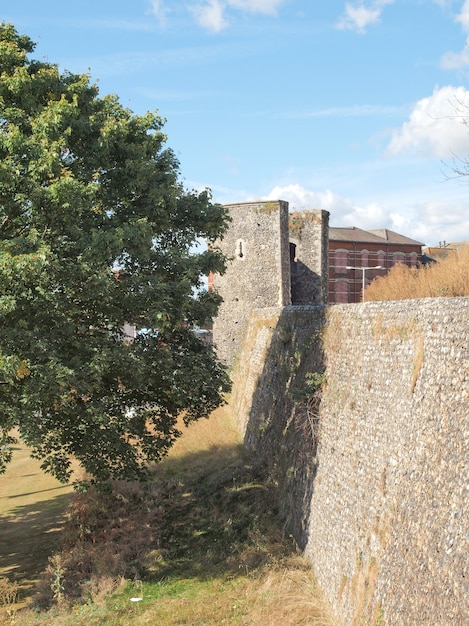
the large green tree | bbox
[0,23,231,483]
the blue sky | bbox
[4,0,469,245]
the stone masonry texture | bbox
[289,210,329,305]
[212,201,291,366]
[229,297,469,626]
[212,202,329,366]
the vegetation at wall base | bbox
[2,410,338,626]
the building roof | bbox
[367,228,424,246]
[329,226,424,246]
[329,226,388,244]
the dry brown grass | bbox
[365,244,469,301]
[0,438,76,612]
[169,403,243,457]
[243,564,337,626]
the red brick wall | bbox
[329,240,422,303]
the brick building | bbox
[329,226,424,303]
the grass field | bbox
[1,409,339,625]
[0,438,75,607]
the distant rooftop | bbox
[423,241,468,261]
[368,228,424,246]
[330,226,424,246]
[425,241,469,250]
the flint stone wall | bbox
[212,201,290,366]
[230,297,469,626]
[212,202,329,366]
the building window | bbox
[361,249,369,267]
[290,242,297,273]
[236,239,246,260]
[410,252,418,266]
[335,249,348,274]
[335,280,349,303]
[377,251,385,267]
[393,252,405,265]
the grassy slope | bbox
[3,408,340,626]
[0,440,75,604]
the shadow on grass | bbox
[148,442,290,583]
[0,493,71,594]
[42,440,296,608]
[1,485,72,500]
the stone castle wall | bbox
[289,210,329,305]
[212,201,291,366]
[212,201,329,365]
[229,297,469,626]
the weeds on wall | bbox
[410,334,425,394]
[288,370,326,450]
[372,313,417,342]
[322,309,344,355]
[255,200,281,214]
[289,211,322,240]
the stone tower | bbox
[212,200,329,365]
[289,210,329,305]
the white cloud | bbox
[336,0,395,34]
[441,46,469,69]
[191,0,228,32]
[386,86,469,157]
[263,184,388,228]
[259,183,469,245]
[385,198,469,245]
[456,0,469,31]
[228,0,284,15]
[189,0,285,32]
[336,5,380,33]
[440,0,469,68]
[148,0,169,25]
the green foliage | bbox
[0,23,231,482]
[289,367,326,406]
[304,371,327,393]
